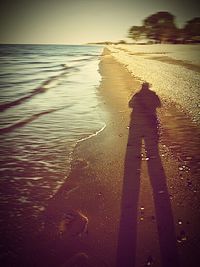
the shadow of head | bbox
[141,81,150,90]
[129,82,161,128]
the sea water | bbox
[0,44,105,219]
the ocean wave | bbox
[0,106,70,134]
[26,61,55,65]
[76,53,100,57]
[0,65,79,112]
[0,93,35,111]
[69,55,98,63]
[77,123,106,144]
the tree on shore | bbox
[128,11,200,44]
[182,17,200,43]
[128,26,146,42]
[143,12,177,43]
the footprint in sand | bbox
[58,210,89,238]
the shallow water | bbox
[0,45,106,226]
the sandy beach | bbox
[1,0,200,265]
[19,47,199,267]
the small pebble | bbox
[145,255,153,266]
[177,230,187,243]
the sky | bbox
[0,0,199,44]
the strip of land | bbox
[32,48,200,267]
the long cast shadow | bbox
[116,83,179,267]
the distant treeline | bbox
[128,12,200,44]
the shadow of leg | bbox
[116,128,142,267]
[145,136,180,267]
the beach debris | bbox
[140,207,145,220]
[179,165,190,172]
[58,210,88,237]
[97,191,103,197]
[177,230,187,243]
[178,219,183,225]
[145,255,154,266]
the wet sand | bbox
[27,48,200,267]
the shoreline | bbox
[42,48,139,266]
[39,48,200,267]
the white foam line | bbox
[65,186,80,197]
[77,123,106,144]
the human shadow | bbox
[116,83,179,267]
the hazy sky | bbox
[0,0,199,44]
